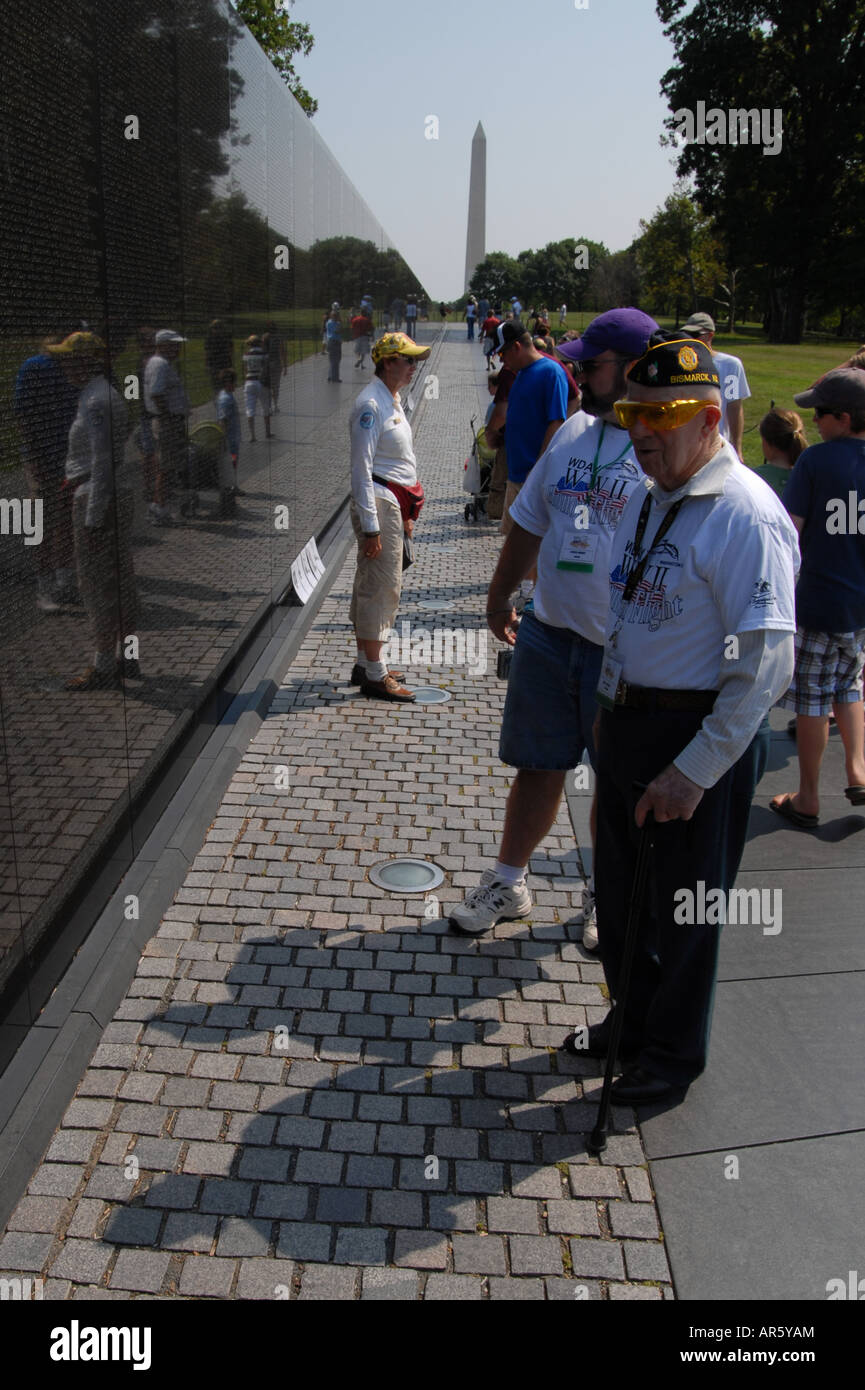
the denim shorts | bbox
[499,609,604,770]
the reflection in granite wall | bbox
[0,0,429,1018]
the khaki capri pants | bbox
[349,492,404,641]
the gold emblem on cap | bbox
[678,345,699,371]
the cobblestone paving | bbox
[0,331,674,1299]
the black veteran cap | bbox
[627,338,720,390]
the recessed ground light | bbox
[369,858,445,893]
[414,599,454,611]
[412,688,452,704]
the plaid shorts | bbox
[778,626,865,716]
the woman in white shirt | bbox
[348,332,430,701]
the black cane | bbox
[587,805,654,1156]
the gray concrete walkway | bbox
[0,329,672,1300]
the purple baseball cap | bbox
[557,308,659,364]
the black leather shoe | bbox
[560,1015,638,1061]
[609,1066,687,1104]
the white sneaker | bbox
[37,590,61,613]
[577,886,598,950]
[448,868,532,936]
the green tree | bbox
[520,239,610,313]
[469,252,524,306]
[635,186,725,322]
[587,247,643,313]
[656,0,865,342]
[234,0,317,115]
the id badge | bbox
[595,652,624,711]
[556,529,599,572]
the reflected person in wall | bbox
[348,332,429,702]
[47,333,140,692]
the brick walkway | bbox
[0,330,673,1299]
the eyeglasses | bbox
[613,399,713,431]
[576,355,629,374]
[814,406,839,419]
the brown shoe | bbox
[64,665,121,692]
[360,673,416,702]
[351,663,405,685]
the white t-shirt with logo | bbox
[509,412,648,645]
[713,351,751,439]
[605,442,799,690]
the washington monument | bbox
[464,121,486,293]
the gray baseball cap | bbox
[794,368,865,413]
[681,312,716,335]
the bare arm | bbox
[486,522,542,643]
[538,418,564,459]
[727,399,745,459]
[485,400,507,449]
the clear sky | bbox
[290,0,681,299]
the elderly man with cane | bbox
[565,338,799,1105]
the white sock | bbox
[355,649,367,669]
[366,659,387,681]
[494,861,526,887]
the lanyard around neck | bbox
[589,422,633,493]
[621,493,686,604]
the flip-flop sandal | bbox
[770,795,819,829]
[845,786,865,805]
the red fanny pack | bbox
[372,476,425,522]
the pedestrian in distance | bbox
[243,335,272,438]
[325,310,343,384]
[216,368,242,514]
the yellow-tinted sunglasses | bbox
[613,399,712,431]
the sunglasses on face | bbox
[576,355,629,374]
[613,399,713,431]
[814,406,839,419]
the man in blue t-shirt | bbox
[772,368,865,828]
[497,320,568,527]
